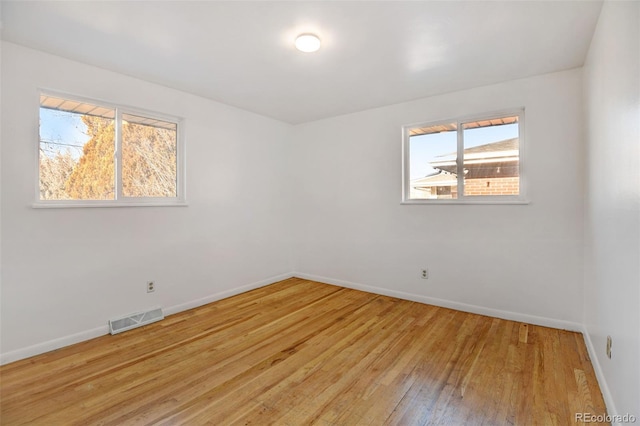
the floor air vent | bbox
[109,307,164,335]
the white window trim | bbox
[401,108,529,205]
[34,90,187,208]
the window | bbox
[37,92,185,206]
[402,109,525,204]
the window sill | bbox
[401,199,530,205]
[32,201,188,209]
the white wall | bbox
[583,0,640,418]
[291,69,586,327]
[0,42,293,362]
[1,11,637,420]
[3,17,637,421]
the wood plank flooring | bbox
[0,278,608,425]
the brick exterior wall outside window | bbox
[464,177,519,196]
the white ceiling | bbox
[0,1,603,124]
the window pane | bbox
[408,123,458,200]
[122,114,177,198]
[39,96,115,200]
[462,116,519,197]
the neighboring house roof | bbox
[427,138,519,179]
[462,138,518,155]
[411,171,457,188]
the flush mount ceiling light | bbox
[295,33,321,53]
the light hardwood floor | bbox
[0,278,607,425]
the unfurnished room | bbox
[0,1,638,425]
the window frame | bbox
[34,90,186,208]
[401,108,528,205]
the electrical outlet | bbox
[147,281,155,293]
[421,269,429,279]
[606,335,612,359]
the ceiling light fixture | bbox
[295,33,321,53]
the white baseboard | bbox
[0,325,109,366]
[164,272,294,316]
[295,272,624,419]
[293,272,584,332]
[581,325,619,424]
[0,272,294,365]
[2,270,615,424]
